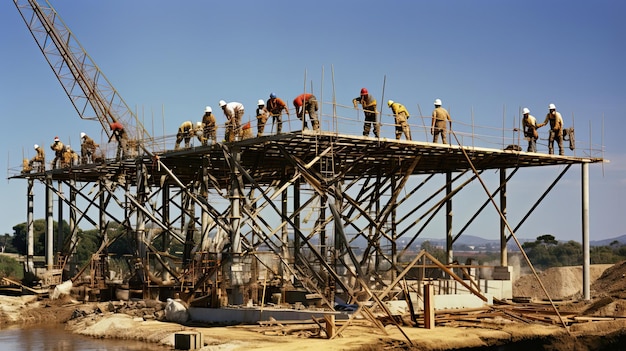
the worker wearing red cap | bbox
[353,88,379,137]
[293,93,319,131]
[50,136,65,169]
[109,121,127,160]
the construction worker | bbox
[387,100,412,140]
[431,98,452,144]
[521,108,538,153]
[256,99,270,137]
[109,121,127,160]
[50,136,65,169]
[219,100,245,142]
[62,145,79,167]
[175,121,194,149]
[266,92,290,134]
[537,103,564,155]
[80,132,98,164]
[201,106,217,145]
[293,93,319,131]
[29,144,45,172]
[241,121,253,140]
[353,88,379,137]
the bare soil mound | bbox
[513,264,612,300]
[591,260,626,298]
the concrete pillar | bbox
[26,179,35,273]
[229,146,242,254]
[423,283,435,329]
[582,162,590,300]
[46,175,54,270]
[293,178,301,266]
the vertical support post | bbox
[445,172,453,264]
[162,183,171,282]
[319,196,327,260]
[281,177,290,260]
[391,174,397,280]
[293,178,301,267]
[45,175,54,270]
[26,179,35,273]
[582,162,590,300]
[57,182,63,259]
[136,162,147,266]
[500,168,508,266]
[230,145,242,254]
[69,179,77,277]
[423,283,435,329]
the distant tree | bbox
[11,219,70,256]
[420,240,447,263]
[0,233,17,253]
[536,234,558,245]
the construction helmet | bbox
[548,103,556,110]
[34,144,39,149]
[387,100,394,107]
[54,136,59,142]
[434,99,442,106]
[258,99,265,106]
[522,108,530,115]
[219,100,227,107]
[360,88,368,95]
[80,132,86,139]
[270,93,277,99]
[196,121,203,128]
[205,106,212,113]
[66,145,71,150]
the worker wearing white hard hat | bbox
[537,103,564,155]
[522,107,538,152]
[29,144,46,172]
[201,106,217,145]
[79,132,98,164]
[256,99,270,137]
[431,98,451,144]
[50,136,64,169]
[220,100,245,142]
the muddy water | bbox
[0,324,170,350]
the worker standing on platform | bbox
[201,106,217,145]
[80,132,98,164]
[293,93,319,131]
[353,88,379,137]
[521,108,538,152]
[387,100,412,140]
[50,136,65,169]
[109,121,127,160]
[256,99,270,137]
[537,103,564,155]
[220,100,245,142]
[431,98,452,144]
[266,93,290,134]
[62,145,79,167]
[175,121,194,149]
[29,144,45,172]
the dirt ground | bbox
[2,262,626,350]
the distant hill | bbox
[590,234,626,247]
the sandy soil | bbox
[2,262,626,350]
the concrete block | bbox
[174,331,203,350]
[492,266,511,280]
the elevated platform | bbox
[11,130,604,188]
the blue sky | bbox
[0,0,624,243]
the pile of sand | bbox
[513,264,612,300]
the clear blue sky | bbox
[0,0,624,243]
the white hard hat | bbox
[548,103,556,110]
[34,144,39,149]
[66,145,71,150]
[522,108,530,114]
[258,99,265,106]
[219,100,227,107]
[434,98,442,106]
[387,100,394,107]
[205,106,212,113]
[196,121,203,128]
[80,132,86,139]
